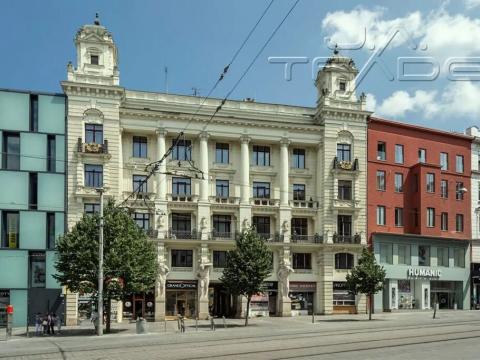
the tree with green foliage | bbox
[220,228,272,326]
[345,247,386,320]
[54,201,158,332]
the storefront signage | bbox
[166,280,197,290]
[263,281,278,291]
[290,282,316,292]
[407,268,441,278]
[0,290,10,298]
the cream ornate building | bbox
[62,19,370,324]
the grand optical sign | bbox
[407,268,441,278]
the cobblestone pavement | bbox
[2,311,480,359]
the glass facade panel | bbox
[38,95,65,134]
[38,173,64,211]
[0,91,29,131]
[20,133,46,171]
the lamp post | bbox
[96,188,104,336]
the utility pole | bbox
[96,188,104,336]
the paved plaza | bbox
[1,311,480,359]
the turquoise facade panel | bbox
[19,211,46,250]
[55,135,65,173]
[0,130,2,168]
[37,173,64,211]
[20,133,47,172]
[0,171,28,210]
[0,250,28,288]
[54,212,65,246]
[46,251,60,289]
[10,290,28,327]
[0,91,29,131]
[38,95,65,134]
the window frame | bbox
[292,252,312,270]
[171,249,193,268]
[84,164,103,188]
[253,181,271,198]
[172,139,192,161]
[441,212,448,231]
[440,179,448,198]
[427,207,435,227]
[418,245,430,266]
[293,184,306,201]
[133,175,148,193]
[394,207,404,227]
[395,144,404,164]
[456,214,464,232]
[394,173,403,192]
[338,180,352,200]
[213,250,227,268]
[133,212,150,231]
[377,205,386,226]
[440,152,448,171]
[215,143,229,164]
[133,136,148,158]
[47,135,56,172]
[426,173,435,193]
[215,179,229,198]
[252,145,271,166]
[377,142,386,161]
[337,143,351,162]
[2,132,20,170]
[418,148,426,163]
[292,148,306,169]
[376,170,386,191]
[2,211,19,249]
[456,155,464,173]
[172,177,191,196]
[335,253,354,270]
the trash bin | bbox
[454,303,458,310]
[136,317,148,334]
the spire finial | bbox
[333,43,339,56]
[94,13,100,26]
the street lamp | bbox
[95,188,104,336]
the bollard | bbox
[136,317,148,334]
[312,312,315,324]
[177,316,181,331]
[210,316,215,331]
[6,313,12,339]
[222,316,227,329]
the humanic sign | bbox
[407,268,442,278]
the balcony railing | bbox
[145,229,158,238]
[209,196,240,205]
[332,234,361,244]
[333,157,359,171]
[168,229,199,240]
[250,198,280,206]
[167,194,198,202]
[290,234,324,244]
[256,232,283,242]
[77,138,108,154]
[290,200,319,209]
[209,230,237,240]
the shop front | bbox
[165,280,197,318]
[471,263,480,309]
[209,282,234,317]
[289,282,315,315]
[264,281,278,316]
[333,282,356,314]
[123,291,155,321]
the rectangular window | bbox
[133,136,147,158]
[216,179,229,198]
[252,216,270,237]
[292,253,312,270]
[437,247,449,267]
[253,145,270,166]
[292,148,305,169]
[2,211,19,248]
[172,139,191,161]
[84,164,103,188]
[90,54,99,65]
[456,155,464,173]
[29,172,38,210]
[453,248,465,268]
[440,152,448,171]
[380,243,393,264]
[377,206,386,225]
[30,251,46,288]
[456,214,464,232]
[171,213,192,233]
[395,207,404,227]
[440,180,448,198]
[84,203,100,215]
[418,148,426,163]
[395,144,404,164]
[339,81,346,91]
[426,173,435,193]
[376,170,386,191]
[441,212,448,231]
[293,184,306,201]
[85,124,103,144]
[394,173,403,192]
[30,94,38,132]
[398,244,411,265]
[133,212,150,231]
[253,182,270,198]
[47,135,56,172]
[46,212,55,249]
[291,218,308,238]
[172,177,191,196]
[335,253,354,269]
[418,245,430,266]
[456,182,465,200]
[213,251,227,268]
[171,250,193,267]
[2,132,20,170]
[215,143,229,164]
[337,143,351,162]
[338,180,352,200]
[133,175,148,193]
[427,208,435,227]
[377,142,386,161]
[338,215,352,236]
[213,215,231,234]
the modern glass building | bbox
[0,89,66,327]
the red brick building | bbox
[368,117,472,311]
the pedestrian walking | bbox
[91,310,99,334]
[50,314,56,335]
[42,314,49,335]
[34,313,42,336]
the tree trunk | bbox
[245,296,251,326]
[106,297,111,333]
[368,294,373,320]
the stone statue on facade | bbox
[156,260,170,298]
[196,262,212,299]
[277,262,294,299]
[242,218,250,230]
[282,220,289,233]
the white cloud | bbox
[376,90,438,118]
[365,92,377,112]
[465,0,480,9]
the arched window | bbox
[335,253,354,270]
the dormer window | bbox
[339,81,346,91]
[90,55,99,65]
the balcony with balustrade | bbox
[250,198,280,207]
[209,196,240,207]
[168,229,200,240]
[290,233,324,244]
[77,137,109,155]
[333,157,359,172]
[332,233,362,244]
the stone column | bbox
[317,250,333,314]
[197,245,211,319]
[277,247,293,317]
[280,138,289,206]
[156,129,167,201]
[240,136,250,205]
[154,244,169,321]
[199,132,209,202]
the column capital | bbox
[155,128,168,137]
[280,137,290,147]
[199,131,209,140]
[240,135,251,144]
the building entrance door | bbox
[133,299,144,319]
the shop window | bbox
[376,170,386,191]
[293,184,305,201]
[84,164,103,188]
[337,143,351,162]
[437,247,449,267]
[418,245,430,266]
[215,143,229,164]
[398,280,413,309]
[172,139,191,161]
[171,250,193,267]
[85,124,103,144]
[335,253,354,269]
[333,282,355,306]
[253,145,270,166]
[133,136,147,158]
[172,177,191,196]
[292,148,305,169]
[377,142,386,161]
[2,132,20,170]
[397,244,411,265]
[292,253,311,270]
[2,211,19,248]
[338,180,352,200]
[395,144,404,164]
[380,243,393,264]
[213,251,227,268]
[253,182,270,198]
[215,180,229,198]
[453,248,465,268]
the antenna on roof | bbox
[164,66,169,94]
[94,13,100,26]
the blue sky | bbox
[1,0,479,131]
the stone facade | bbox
[62,19,370,323]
